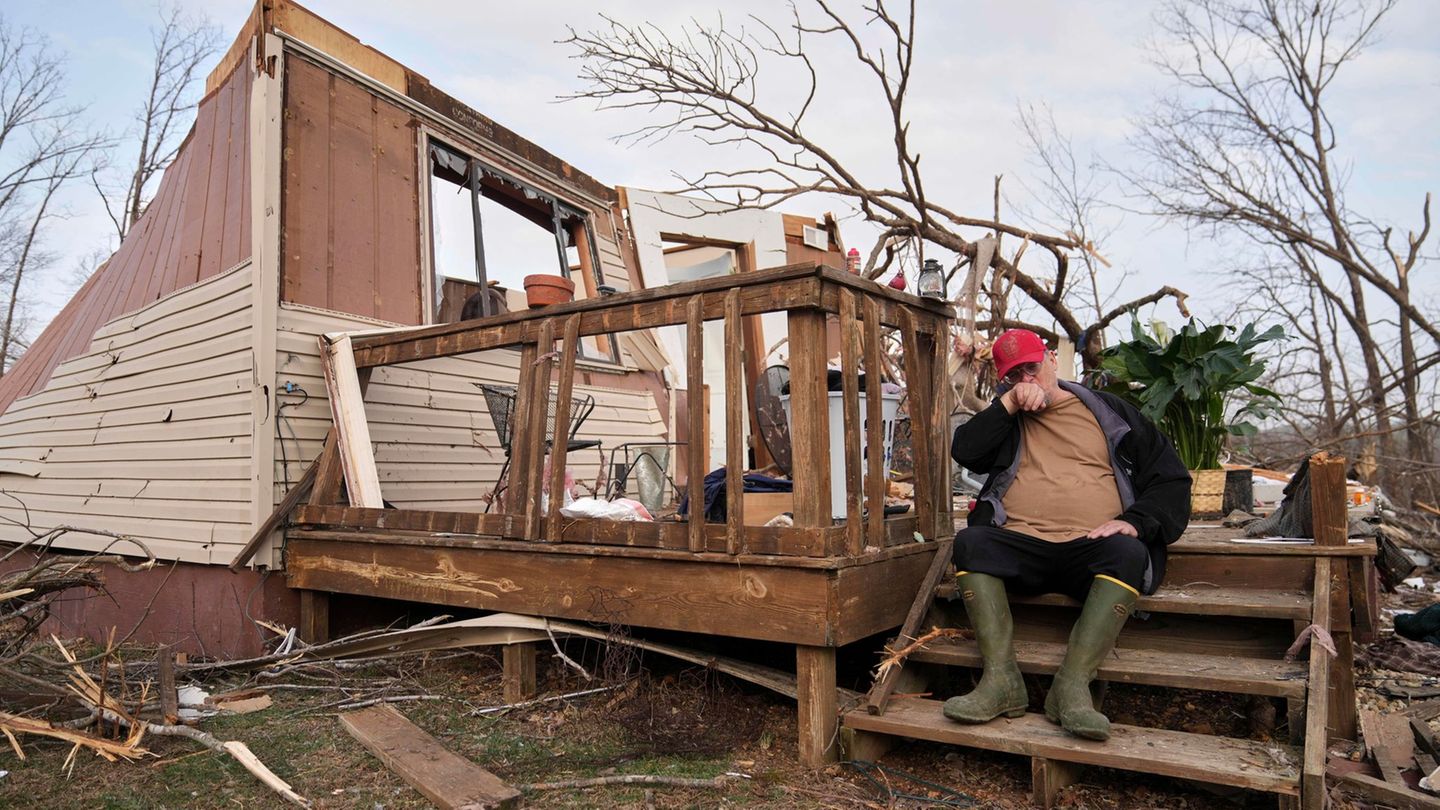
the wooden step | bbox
[936,583,1311,620]
[909,637,1307,698]
[843,698,1301,797]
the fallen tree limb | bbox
[522,774,738,792]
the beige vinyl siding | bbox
[0,265,256,563]
[274,305,667,512]
[594,232,632,293]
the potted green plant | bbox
[1095,318,1284,517]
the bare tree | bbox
[0,17,106,374]
[1127,0,1436,502]
[94,4,220,241]
[564,1,1189,378]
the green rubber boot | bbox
[1043,576,1138,741]
[942,573,1028,723]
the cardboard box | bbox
[742,492,793,526]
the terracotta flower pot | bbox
[523,274,575,308]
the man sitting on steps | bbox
[944,329,1191,741]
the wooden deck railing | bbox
[297,263,954,559]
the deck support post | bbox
[797,644,839,767]
[298,589,329,644]
[503,642,538,704]
[1031,756,1084,809]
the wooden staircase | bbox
[841,457,1377,809]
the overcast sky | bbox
[7,0,1437,334]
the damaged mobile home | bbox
[0,3,1382,806]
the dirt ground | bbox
[1,584,1435,809]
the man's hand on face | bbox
[1002,382,1049,414]
[1086,519,1138,539]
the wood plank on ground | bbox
[911,637,1307,699]
[340,703,520,809]
[842,699,1301,796]
[1360,708,1416,785]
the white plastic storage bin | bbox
[780,390,901,519]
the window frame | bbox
[423,136,619,364]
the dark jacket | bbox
[951,380,1192,594]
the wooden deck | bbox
[283,264,957,767]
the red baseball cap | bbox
[992,329,1048,381]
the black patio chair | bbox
[477,382,602,511]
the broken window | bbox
[427,140,616,362]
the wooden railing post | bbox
[723,289,745,554]
[839,289,864,555]
[788,309,831,529]
[1310,451,1355,742]
[899,309,933,537]
[523,320,556,540]
[687,295,706,551]
[863,297,886,551]
[546,315,581,541]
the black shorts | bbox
[952,525,1148,602]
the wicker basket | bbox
[1190,468,1227,518]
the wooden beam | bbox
[230,459,318,570]
[928,326,952,541]
[309,428,344,506]
[507,341,539,517]
[797,645,839,767]
[298,589,330,645]
[502,642,538,704]
[1309,452,1348,547]
[839,289,863,555]
[347,264,953,369]
[724,288,745,554]
[900,309,933,535]
[340,704,521,809]
[523,320,556,541]
[1032,756,1084,809]
[546,315,581,541]
[789,310,832,527]
[865,539,953,714]
[1335,772,1440,810]
[687,295,706,552]
[1302,556,1333,810]
[319,334,382,507]
[863,297,886,551]
[350,266,824,367]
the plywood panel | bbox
[281,57,331,311]
[327,77,377,315]
[372,94,420,323]
[280,57,421,325]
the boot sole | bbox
[942,706,1028,724]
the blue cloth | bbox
[678,468,792,522]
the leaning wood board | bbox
[340,703,519,808]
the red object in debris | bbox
[888,271,906,291]
[846,247,861,273]
[967,498,977,512]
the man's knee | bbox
[1101,534,1148,584]
[952,526,994,568]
